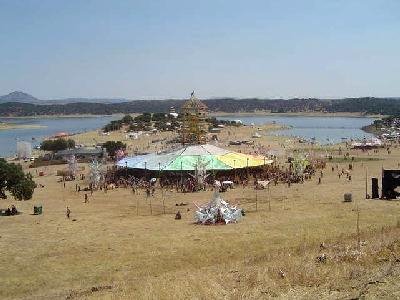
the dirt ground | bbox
[1,124,400,299]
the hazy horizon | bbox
[3,90,400,101]
[1,1,399,100]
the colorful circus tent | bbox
[117,144,273,171]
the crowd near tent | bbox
[291,156,310,175]
[117,144,273,171]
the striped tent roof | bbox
[117,144,273,171]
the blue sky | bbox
[0,0,399,99]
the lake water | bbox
[0,114,376,157]
[0,116,118,157]
[216,115,376,144]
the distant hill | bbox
[0,91,39,103]
[1,91,400,117]
[1,97,400,117]
[0,91,131,104]
[43,97,131,104]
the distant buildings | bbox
[55,148,105,160]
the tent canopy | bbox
[117,144,273,171]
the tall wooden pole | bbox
[136,196,139,216]
[268,184,271,211]
[255,188,258,211]
[180,161,183,191]
[365,167,368,199]
[149,196,152,216]
[162,189,166,214]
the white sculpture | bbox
[67,155,78,178]
[194,189,243,225]
[190,157,210,190]
[89,159,104,189]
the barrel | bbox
[344,193,352,202]
[34,205,42,215]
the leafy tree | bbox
[129,123,148,132]
[41,139,75,151]
[103,120,123,132]
[134,112,152,123]
[121,114,134,124]
[154,121,169,131]
[103,141,126,158]
[0,159,36,200]
[152,112,166,121]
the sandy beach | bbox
[0,122,46,130]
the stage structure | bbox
[181,91,208,145]
[117,91,273,175]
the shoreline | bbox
[1,112,378,159]
[0,112,384,119]
[211,111,385,118]
[0,114,124,119]
[0,123,46,130]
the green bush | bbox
[41,138,75,151]
[121,115,134,124]
[0,159,36,200]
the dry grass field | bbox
[1,125,400,299]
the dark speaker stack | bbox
[371,177,379,199]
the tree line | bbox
[40,139,76,151]
[1,97,400,117]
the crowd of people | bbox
[101,160,322,194]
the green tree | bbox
[134,113,152,123]
[103,141,127,158]
[154,121,168,131]
[151,112,166,121]
[41,138,75,151]
[103,120,123,132]
[121,114,134,124]
[129,123,147,132]
[0,159,36,200]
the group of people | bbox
[103,160,321,195]
[3,205,18,216]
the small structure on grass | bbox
[344,193,352,202]
[194,190,243,224]
[55,148,105,160]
